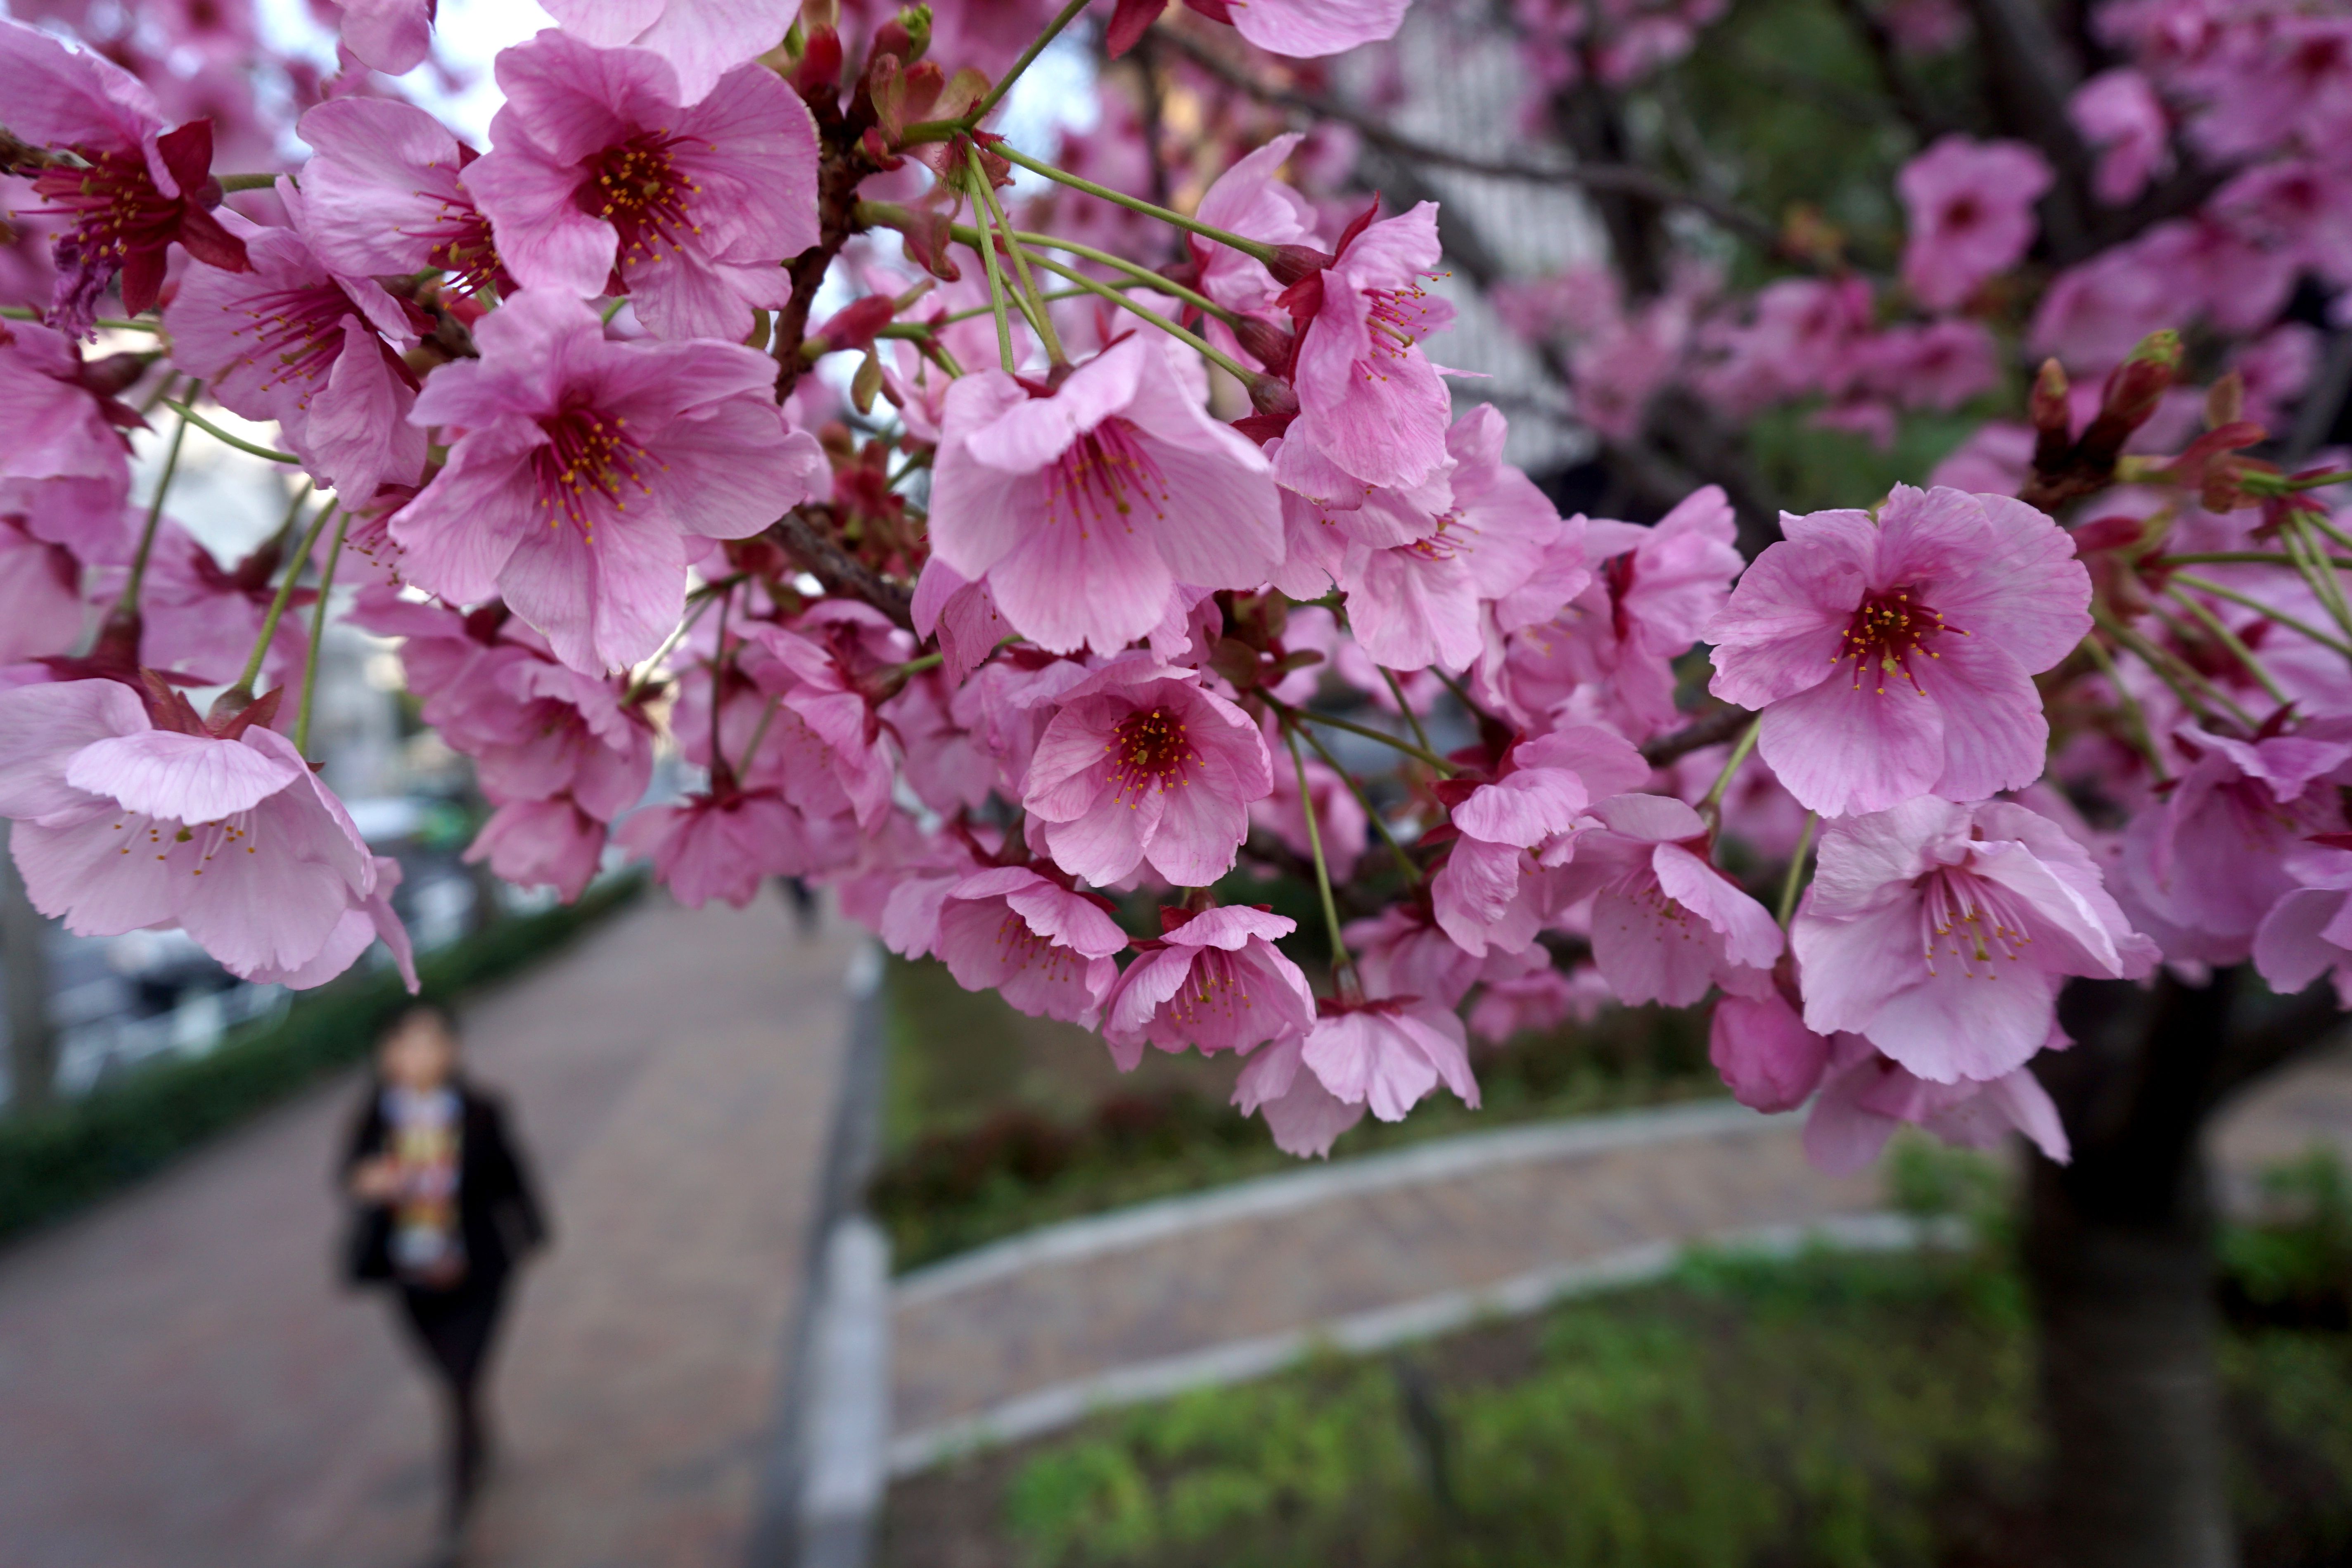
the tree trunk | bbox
[2026,973,2241,1568]
[0,823,56,1114]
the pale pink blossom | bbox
[1208,0,1412,58]
[1300,994,1480,1121]
[1707,485,2091,818]
[244,854,419,994]
[1804,1032,2070,1174]
[0,678,386,982]
[468,795,607,902]
[539,0,797,104]
[1897,135,2052,311]
[294,98,504,296]
[466,31,820,340]
[1276,203,1457,495]
[1432,723,1649,957]
[0,317,136,518]
[164,206,427,510]
[1189,132,1321,330]
[1792,798,2155,1085]
[0,517,85,663]
[1021,655,1273,887]
[339,0,436,74]
[1232,1033,1366,1158]
[1549,792,1785,1006]
[1101,904,1316,1066]
[2253,849,2352,1007]
[391,292,824,673]
[929,335,1283,656]
[936,866,1130,1026]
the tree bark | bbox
[1,822,56,1114]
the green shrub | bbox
[0,874,641,1245]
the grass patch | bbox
[0,874,642,1247]
[885,1177,2352,1568]
[873,954,1726,1271]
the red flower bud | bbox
[1266,244,1335,287]
[2097,330,2182,432]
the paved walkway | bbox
[891,1044,2352,1468]
[0,888,858,1568]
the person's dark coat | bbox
[339,1078,548,1288]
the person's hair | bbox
[381,1000,460,1046]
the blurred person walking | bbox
[341,1003,547,1552]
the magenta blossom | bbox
[1189,132,1321,332]
[1022,655,1273,887]
[929,335,1283,655]
[468,795,607,902]
[0,679,391,983]
[936,867,1130,1027]
[540,0,796,104]
[1101,905,1316,1067]
[0,518,85,663]
[0,19,248,336]
[1708,989,1829,1113]
[1550,792,1785,1006]
[1706,485,2091,818]
[294,99,505,296]
[465,31,819,341]
[165,205,427,510]
[1300,994,1480,1122]
[1804,1032,2069,1175]
[1792,798,2155,1085]
[1232,1034,1366,1159]
[0,317,136,508]
[391,292,824,673]
[2069,69,2173,206]
[615,788,814,907]
[1897,135,2053,311]
[2254,849,2352,1007]
[1276,203,1457,495]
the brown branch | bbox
[1159,29,1788,256]
[773,133,877,402]
[772,507,915,631]
[1641,705,1753,766]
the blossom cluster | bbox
[0,0,2345,1176]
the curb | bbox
[888,1210,1954,1476]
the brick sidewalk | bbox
[0,888,857,1568]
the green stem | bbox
[216,172,281,192]
[970,145,1065,365]
[294,507,349,757]
[1776,812,1817,927]
[1378,667,1435,757]
[1284,721,1355,984]
[2077,630,2169,783]
[1699,717,1762,816]
[1010,244,1259,385]
[967,185,1018,373]
[623,591,721,703]
[2168,573,2352,659]
[115,392,197,620]
[226,491,328,700]
[2288,468,2352,492]
[2162,551,2352,570]
[2284,516,2352,644]
[1009,231,1242,327]
[2094,609,2226,729]
[2307,508,2352,559]
[1295,716,1421,885]
[737,692,785,778]
[164,401,299,464]
[0,305,159,332]
[970,0,1095,123]
[709,585,734,776]
[2165,584,2291,707]
[995,145,1281,265]
[1274,700,1455,774]
[2144,603,2259,728]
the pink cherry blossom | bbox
[1348,901,1486,1009]
[1100,904,1316,1066]
[339,0,437,74]
[1792,798,2155,1085]
[935,866,1130,1027]
[1021,655,1273,887]
[245,854,419,994]
[0,18,248,336]
[1300,995,1480,1122]
[294,99,504,296]
[1707,485,2091,818]
[1252,732,1368,885]
[1708,989,1829,1113]
[539,0,796,104]
[97,522,310,688]
[1804,1032,2069,1175]
[928,335,1283,656]
[1276,203,1457,495]
[1897,135,2053,311]
[2117,724,2352,963]
[1207,0,1411,58]
[0,518,85,663]
[1548,792,1785,1006]
[0,317,135,512]
[1233,1033,1366,1158]
[465,30,820,340]
[164,207,427,510]
[1468,952,1608,1044]
[2253,849,2352,1007]
[391,291,825,673]
[468,795,607,902]
[1189,132,1321,330]
[2070,68,2174,205]
[614,787,813,907]
[1432,723,1650,957]
[0,679,387,982]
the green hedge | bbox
[0,873,643,1246]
